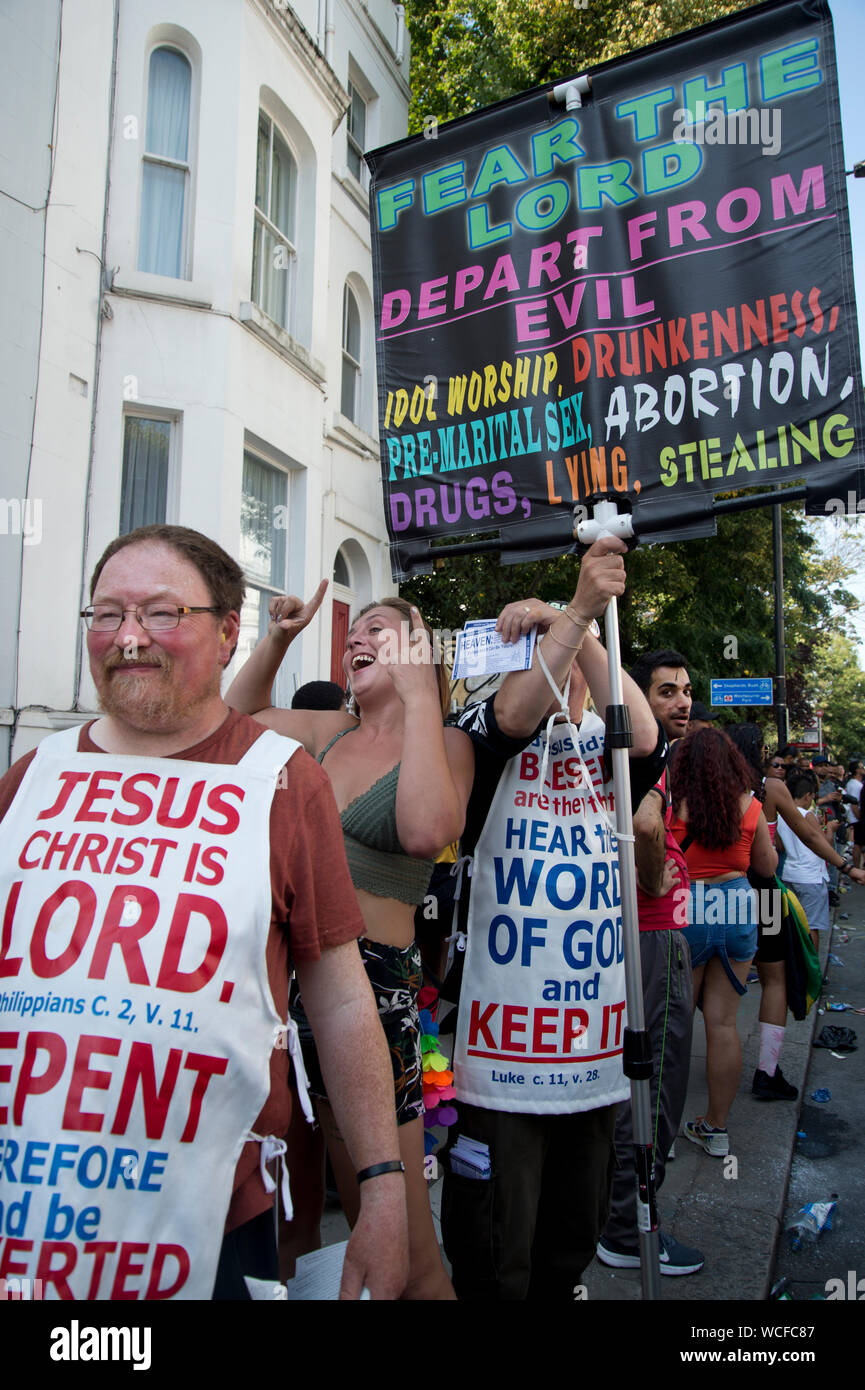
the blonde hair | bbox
[351,597,451,717]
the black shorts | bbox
[294,939,424,1126]
[749,870,786,964]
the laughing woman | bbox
[226,582,473,1300]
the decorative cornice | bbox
[253,0,349,126]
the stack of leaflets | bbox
[449,1135,491,1180]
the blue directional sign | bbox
[710,678,774,707]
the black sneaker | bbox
[596,1232,704,1276]
[752,1066,798,1101]
[658,1232,704,1275]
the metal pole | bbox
[578,501,661,1301]
[603,595,662,1301]
[772,505,789,746]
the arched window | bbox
[252,113,298,330]
[138,47,192,278]
[341,284,361,422]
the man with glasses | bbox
[0,525,408,1300]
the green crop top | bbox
[318,727,435,905]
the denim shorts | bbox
[682,877,758,981]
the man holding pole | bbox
[441,537,666,1300]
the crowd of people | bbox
[0,522,860,1301]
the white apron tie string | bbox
[284,1014,314,1125]
[444,857,473,972]
[246,1131,293,1221]
[450,854,473,902]
[535,642,621,840]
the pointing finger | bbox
[306,578,329,616]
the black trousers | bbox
[602,929,693,1253]
[212,1208,279,1300]
[442,1101,618,1300]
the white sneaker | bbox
[684,1118,729,1157]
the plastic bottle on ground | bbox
[785,1199,837,1251]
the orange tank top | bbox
[670,795,761,878]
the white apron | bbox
[0,723,299,1299]
[453,709,629,1113]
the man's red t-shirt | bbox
[0,709,364,1229]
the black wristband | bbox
[356,1160,406,1184]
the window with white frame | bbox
[346,79,367,184]
[238,451,288,664]
[252,113,297,331]
[341,285,361,423]
[138,47,192,278]
[120,416,171,533]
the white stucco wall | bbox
[4,0,408,762]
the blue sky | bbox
[832,0,865,348]
[793,0,865,663]
[827,0,865,659]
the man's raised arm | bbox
[492,537,658,756]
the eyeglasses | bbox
[769,761,786,769]
[81,603,221,632]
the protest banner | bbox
[367,0,865,579]
[454,712,629,1112]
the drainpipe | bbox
[325,0,334,65]
[73,0,120,711]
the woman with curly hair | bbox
[670,727,777,1156]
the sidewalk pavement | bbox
[321,884,864,1302]
[581,881,864,1302]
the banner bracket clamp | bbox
[552,74,591,110]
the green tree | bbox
[405,499,856,727]
[814,632,865,759]
[399,0,862,720]
[406,0,760,132]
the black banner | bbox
[367,0,865,580]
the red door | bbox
[331,600,350,686]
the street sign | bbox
[710,677,774,706]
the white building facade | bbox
[1,0,409,764]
